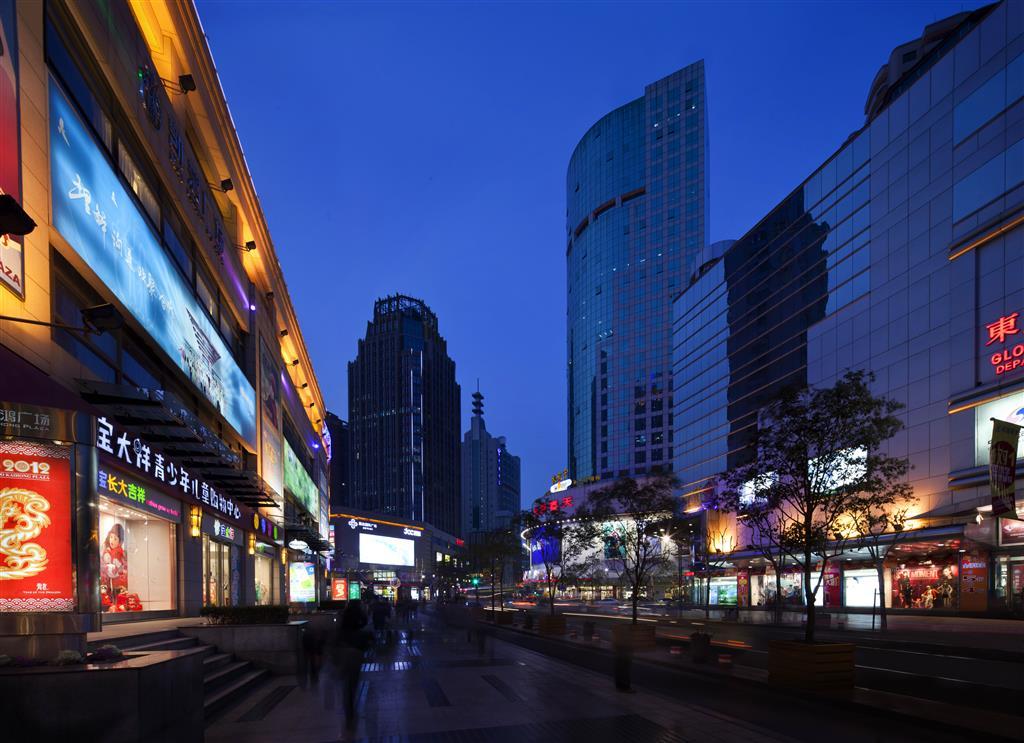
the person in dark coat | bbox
[332,600,371,733]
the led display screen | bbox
[48,79,256,445]
[359,533,414,567]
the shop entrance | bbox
[203,535,239,606]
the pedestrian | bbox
[612,632,635,693]
[302,615,327,687]
[331,600,372,734]
[371,597,391,644]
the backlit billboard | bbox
[359,533,414,567]
[288,561,316,603]
[49,79,256,445]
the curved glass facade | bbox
[566,61,708,482]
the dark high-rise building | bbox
[325,412,350,512]
[461,388,521,537]
[566,61,709,483]
[348,295,462,535]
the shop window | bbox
[203,534,239,606]
[163,209,194,280]
[196,268,218,323]
[99,499,176,613]
[254,552,278,605]
[45,17,112,152]
[118,144,161,227]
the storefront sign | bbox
[49,80,256,445]
[289,561,316,603]
[252,512,280,542]
[331,576,348,601]
[960,554,988,612]
[549,478,573,494]
[986,312,1024,376]
[989,418,1021,516]
[98,466,181,521]
[533,496,573,515]
[1000,518,1024,546]
[0,401,91,443]
[0,441,74,612]
[212,519,235,541]
[0,0,24,299]
[96,417,243,521]
[736,570,750,607]
[284,441,318,518]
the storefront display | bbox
[708,576,738,605]
[751,571,805,607]
[843,568,881,607]
[98,497,177,613]
[0,440,74,612]
[890,563,958,610]
[254,549,278,605]
[202,516,241,606]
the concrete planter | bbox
[612,623,657,651]
[537,614,567,636]
[768,640,855,691]
[180,621,307,675]
[486,609,514,625]
[0,648,204,741]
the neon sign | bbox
[988,313,1024,376]
[533,496,573,516]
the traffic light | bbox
[471,576,480,586]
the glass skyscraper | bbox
[566,61,708,482]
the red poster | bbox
[0,441,74,612]
[736,570,750,607]
[823,561,842,607]
[891,563,958,611]
[331,577,348,601]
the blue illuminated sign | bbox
[49,79,256,445]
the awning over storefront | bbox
[284,524,332,554]
[78,380,277,508]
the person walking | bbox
[331,600,371,734]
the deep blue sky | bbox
[197,0,987,505]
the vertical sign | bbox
[0,0,24,298]
[331,576,348,601]
[0,441,74,612]
[959,554,988,612]
[823,561,843,607]
[989,418,1021,516]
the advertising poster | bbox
[959,554,988,612]
[0,0,23,299]
[0,441,73,612]
[989,418,1020,516]
[331,577,348,601]
[823,561,843,606]
[1001,517,1024,546]
[359,533,414,567]
[736,570,750,607]
[289,561,316,603]
[49,79,256,445]
[891,563,958,610]
[283,441,318,518]
[260,418,284,505]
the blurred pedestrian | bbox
[371,597,392,644]
[612,632,634,693]
[331,600,371,734]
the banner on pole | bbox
[990,418,1021,517]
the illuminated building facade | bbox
[0,0,331,655]
[672,2,1024,614]
[566,61,708,484]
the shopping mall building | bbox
[672,1,1024,616]
[0,0,332,654]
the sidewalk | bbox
[206,618,796,743]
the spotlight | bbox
[280,329,289,337]
[248,303,257,312]
[292,359,299,366]
[178,74,196,93]
[265,291,274,300]
[308,402,315,409]
[220,178,234,192]
[244,240,256,252]
[81,303,124,334]
[300,383,308,389]
[0,193,36,235]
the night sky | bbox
[196,0,987,505]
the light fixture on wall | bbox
[220,178,234,192]
[281,547,287,565]
[248,533,256,556]
[280,329,289,337]
[292,359,299,366]
[189,505,202,538]
[178,74,197,93]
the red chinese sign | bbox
[987,313,1024,376]
[0,440,74,612]
[533,496,573,516]
[331,577,348,601]
[823,561,843,607]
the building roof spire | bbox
[472,383,484,418]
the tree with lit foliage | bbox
[520,498,593,617]
[715,371,911,643]
[586,475,678,625]
[845,495,916,630]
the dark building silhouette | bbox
[348,295,462,535]
[325,412,350,512]
[461,387,521,537]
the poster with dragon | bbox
[0,441,74,612]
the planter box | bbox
[768,640,855,691]
[612,623,656,651]
[0,648,204,741]
[537,614,567,636]
[491,611,514,625]
[181,621,307,675]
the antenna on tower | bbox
[472,383,484,417]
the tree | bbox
[844,497,916,630]
[472,522,522,613]
[520,499,594,617]
[587,475,678,625]
[717,370,911,643]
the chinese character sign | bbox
[0,441,74,612]
[986,312,1024,378]
[48,79,256,445]
[0,0,24,300]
